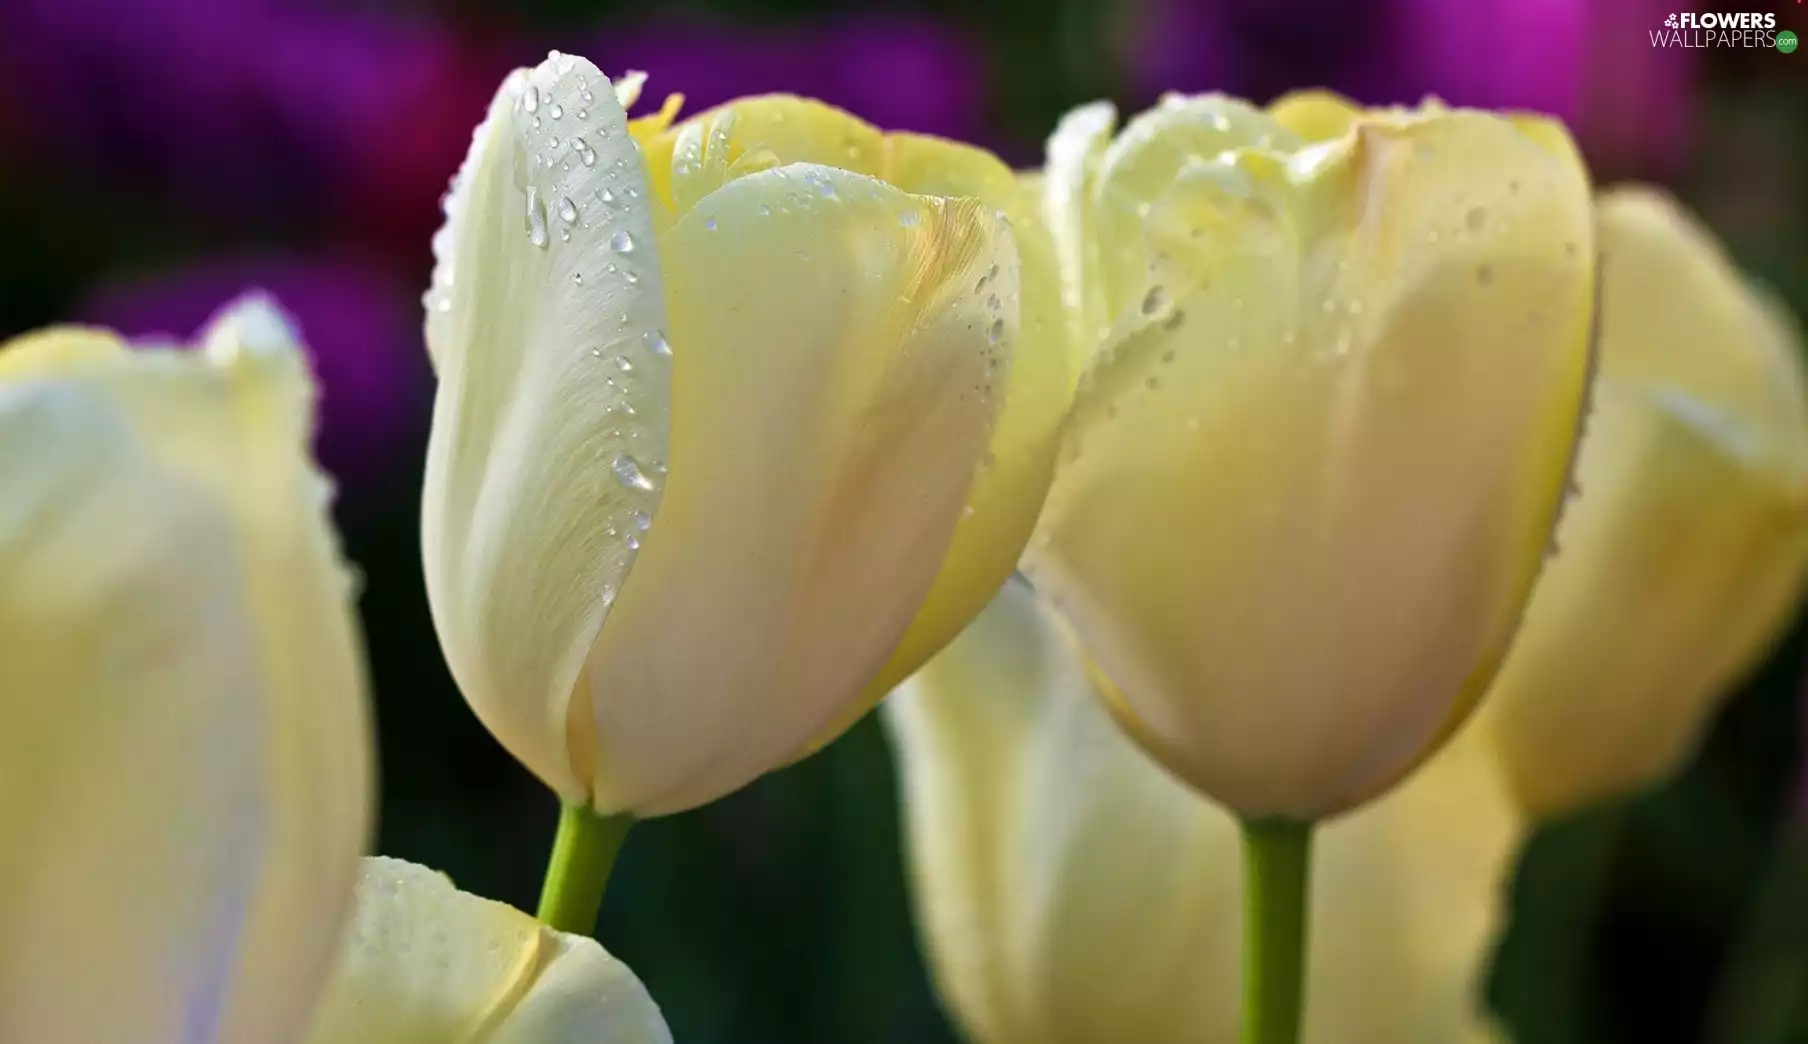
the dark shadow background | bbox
[1,1,1805,1041]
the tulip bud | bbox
[887,581,1521,1044]
[305,857,670,1044]
[1025,91,1596,818]
[422,52,1070,816]
[1482,187,1808,820]
[0,300,371,1044]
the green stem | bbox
[536,803,634,936]
[1241,817,1314,1044]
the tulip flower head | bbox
[422,51,1070,816]
[0,302,672,1044]
[1481,186,1808,819]
[0,300,372,1044]
[1025,90,1597,819]
[887,581,1521,1044]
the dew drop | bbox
[623,270,640,285]
[611,454,656,491]
[759,203,773,217]
[614,355,634,373]
[610,229,635,254]
[988,318,1004,343]
[577,109,589,120]
[1465,206,1487,233]
[558,196,578,223]
[581,149,597,167]
[630,509,652,531]
[643,329,672,356]
[899,210,919,228]
[524,186,548,248]
[532,116,542,130]
[703,216,718,231]
[626,533,641,551]
[1161,349,1176,364]
[987,293,1001,311]
[572,271,584,285]
[523,85,540,113]
[581,88,594,103]
[599,187,615,203]
[1141,285,1168,316]
[1145,375,1161,391]
[550,103,564,119]
[1163,310,1186,332]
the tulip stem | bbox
[1240,816,1314,1044]
[537,803,634,937]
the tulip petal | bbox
[580,164,1014,814]
[888,581,1523,1044]
[800,133,1077,753]
[1591,186,1808,480]
[0,304,370,1044]
[1041,101,1118,364]
[304,857,670,1044]
[422,53,673,802]
[1028,109,1595,817]
[1486,380,1808,818]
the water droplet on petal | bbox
[611,454,656,491]
[581,88,594,103]
[630,509,652,531]
[1141,285,1167,315]
[611,229,635,253]
[1465,206,1487,232]
[550,103,564,119]
[558,196,578,223]
[643,329,672,356]
[614,356,634,373]
[988,318,1004,343]
[599,187,615,203]
[573,271,584,285]
[523,85,540,113]
[525,186,548,248]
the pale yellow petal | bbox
[0,305,370,1044]
[800,133,1076,753]
[1028,109,1595,818]
[305,857,670,1044]
[1266,90,1363,143]
[1592,186,1808,479]
[581,164,1013,814]
[1040,101,1119,367]
[1481,189,1808,819]
[422,52,673,803]
[887,582,1521,1044]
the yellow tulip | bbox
[887,581,1520,1044]
[305,857,669,1044]
[1481,186,1808,819]
[0,300,372,1043]
[1024,91,1596,818]
[422,51,1070,816]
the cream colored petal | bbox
[582,164,1013,814]
[1484,382,1808,818]
[421,52,672,802]
[1027,110,1595,818]
[797,133,1077,754]
[304,858,670,1044]
[1088,95,1301,325]
[1266,90,1363,144]
[887,582,1522,1044]
[1041,101,1119,368]
[0,305,370,1044]
[1594,186,1808,479]
[656,96,886,221]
